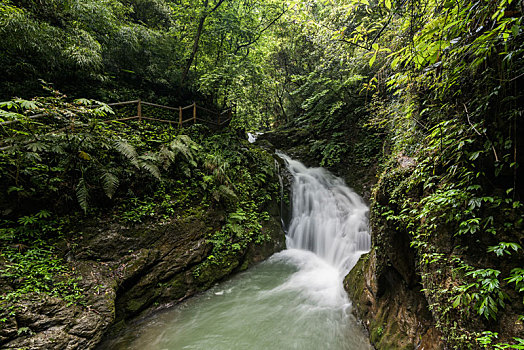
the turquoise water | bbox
[105,250,371,350]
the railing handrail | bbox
[0,99,234,128]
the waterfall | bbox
[247,132,263,143]
[105,154,374,350]
[279,152,370,274]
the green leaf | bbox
[139,160,162,180]
[452,295,461,308]
[78,151,91,161]
[0,101,18,110]
[36,210,51,218]
[369,52,377,67]
[7,186,24,194]
[101,172,119,199]
[15,99,38,110]
[114,140,139,167]
[74,98,91,105]
[76,177,89,213]
[469,151,481,160]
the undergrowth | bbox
[0,89,280,324]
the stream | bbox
[104,155,372,349]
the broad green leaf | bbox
[369,52,377,67]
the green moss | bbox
[345,250,370,301]
[125,298,145,313]
[370,323,385,344]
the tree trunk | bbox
[181,0,226,84]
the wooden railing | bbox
[0,99,233,128]
[105,99,233,127]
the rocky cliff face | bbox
[344,159,445,350]
[0,197,285,350]
[345,148,524,349]
[344,250,443,350]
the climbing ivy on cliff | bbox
[338,0,524,348]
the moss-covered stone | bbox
[346,247,443,350]
[1,142,286,350]
[344,159,445,350]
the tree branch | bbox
[337,38,371,51]
[463,103,499,162]
[234,8,287,54]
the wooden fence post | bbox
[193,103,196,124]
[179,107,182,128]
[137,99,142,122]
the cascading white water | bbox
[247,132,263,143]
[103,154,372,350]
[281,153,371,274]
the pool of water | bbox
[103,249,371,350]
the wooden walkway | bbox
[105,99,233,127]
[0,99,233,128]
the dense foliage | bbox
[297,0,523,348]
[364,0,523,348]
[232,0,523,348]
[0,90,279,325]
[0,0,286,112]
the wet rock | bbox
[344,166,445,350]
[1,205,285,350]
[345,249,444,350]
[0,293,110,350]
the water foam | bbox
[279,152,370,274]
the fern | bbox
[76,177,89,213]
[157,135,200,170]
[114,140,139,167]
[204,152,231,185]
[139,160,162,180]
[169,135,199,163]
[114,140,168,180]
[212,184,238,203]
[158,145,175,170]
[101,171,119,199]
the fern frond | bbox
[158,145,175,170]
[114,140,139,167]
[204,153,220,172]
[178,135,199,148]
[218,184,237,201]
[169,135,199,163]
[139,161,162,180]
[101,171,119,199]
[169,140,190,159]
[76,177,89,213]
[212,185,238,204]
